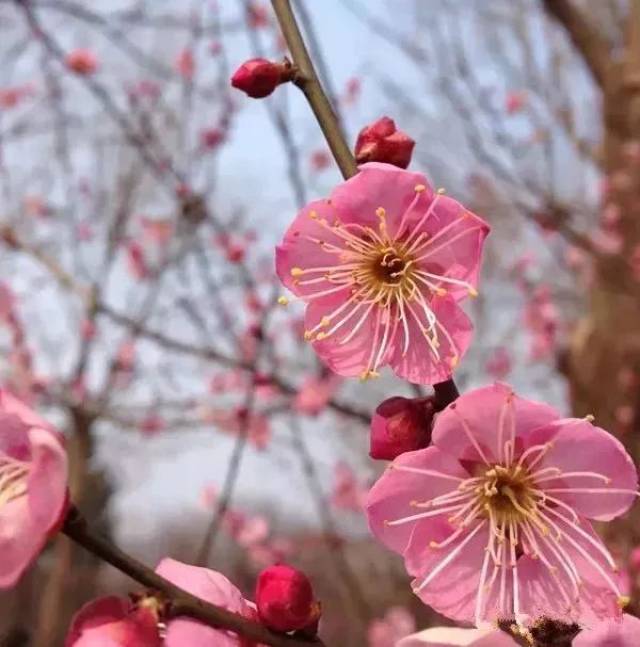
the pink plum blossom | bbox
[366,383,638,628]
[397,626,516,647]
[367,606,415,647]
[65,596,161,647]
[0,390,68,587]
[574,614,640,646]
[276,163,489,383]
[65,49,98,75]
[156,558,256,646]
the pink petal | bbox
[397,626,517,647]
[156,558,250,647]
[305,301,382,377]
[518,519,622,626]
[574,614,640,647]
[275,199,348,301]
[330,162,434,237]
[411,195,489,301]
[432,383,559,464]
[390,296,472,384]
[366,447,469,555]
[405,520,499,624]
[530,419,638,521]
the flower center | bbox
[369,247,412,287]
[0,457,29,509]
[478,464,538,528]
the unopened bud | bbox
[369,396,435,460]
[231,58,291,99]
[354,116,415,169]
[256,564,321,633]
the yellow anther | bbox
[376,207,386,218]
[290,267,303,277]
[277,296,289,306]
[429,541,439,548]
[468,286,478,297]
[618,595,631,609]
[449,355,459,368]
[436,287,447,296]
[303,331,314,341]
[414,184,426,193]
[316,332,327,341]
[308,210,318,219]
[584,414,595,422]
[437,187,446,195]
[320,316,331,327]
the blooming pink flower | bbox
[355,117,415,169]
[156,558,256,646]
[367,606,415,647]
[574,614,640,646]
[255,564,320,633]
[366,383,638,628]
[370,396,435,460]
[276,163,489,383]
[65,596,161,647]
[0,390,68,587]
[397,625,516,647]
[65,49,98,75]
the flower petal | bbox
[573,614,640,647]
[366,446,469,555]
[531,419,638,521]
[432,383,559,464]
[330,162,434,237]
[390,296,472,385]
[412,195,490,301]
[397,626,517,647]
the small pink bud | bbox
[354,116,415,169]
[231,58,285,99]
[370,396,435,460]
[256,564,321,633]
[65,49,98,75]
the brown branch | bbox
[542,0,610,88]
[62,506,326,647]
[270,0,459,408]
[270,0,356,179]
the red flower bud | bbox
[256,564,321,633]
[231,58,286,99]
[369,396,435,460]
[354,116,415,169]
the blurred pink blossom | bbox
[484,347,512,380]
[505,90,526,114]
[331,462,366,511]
[176,48,195,79]
[65,49,98,75]
[293,374,341,416]
[367,606,415,647]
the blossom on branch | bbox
[231,58,288,99]
[367,384,638,628]
[65,49,98,75]
[65,596,161,647]
[0,391,68,587]
[156,558,258,646]
[276,163,489,383]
